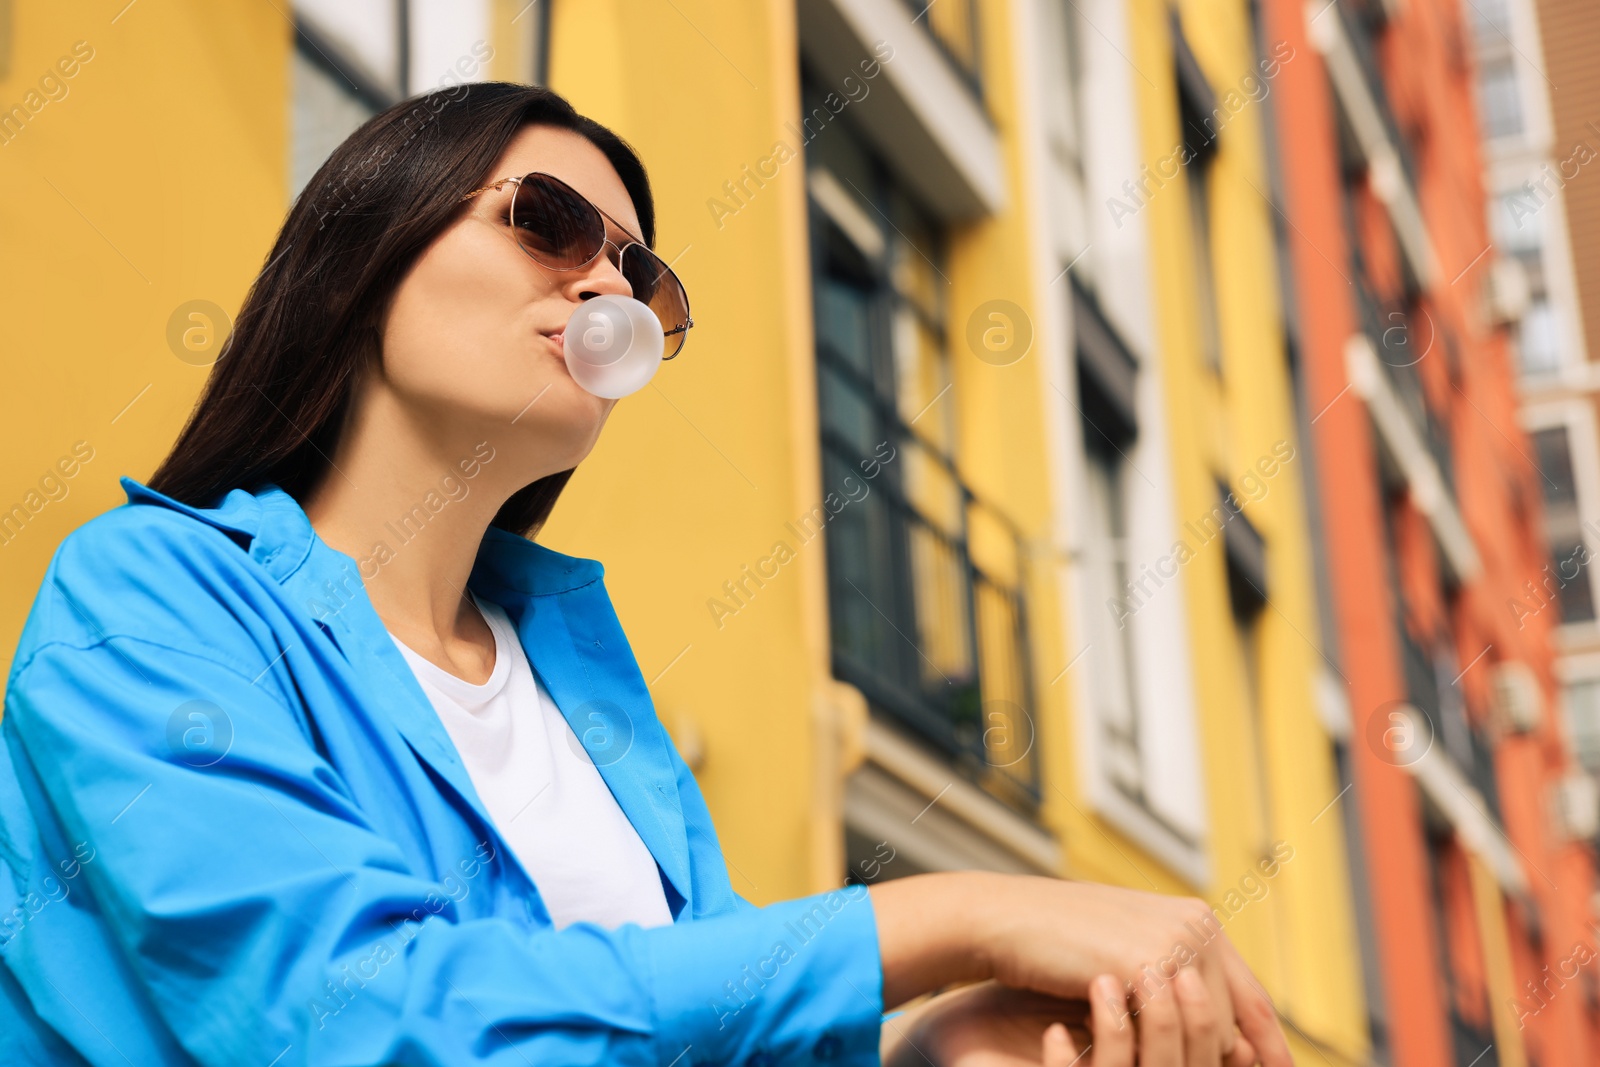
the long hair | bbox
[147,82,656,537]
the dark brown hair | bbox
[148,82,655,537]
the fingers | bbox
[1044,1023,1076,1067]
[1137,969,1186,1067]
[1176,967,1222,1067]
[1220,946,1292,1067]
[1198,958,1236,1058]
[1225,1032,1260,1067]
[1092,974,1135,1067]
[1046,969,1232,1067]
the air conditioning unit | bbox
[1492,661,1543,734]
[1486,256,1530,326]
[1552,773,1600,842]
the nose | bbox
[567,241,634,303]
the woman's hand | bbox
[1047,972,1253,1067]
[869,872,1291,1066]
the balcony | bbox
[817,343,1041,812]
[1357,279,1462,512]
[1400,623,1503,827]
[1450,1008,1498,1067]
[899,0,982,101]
[1335,0,1421,199]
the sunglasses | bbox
[460,171,693,359]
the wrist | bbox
[948,869,1006,983]
[869,870,1002,1009]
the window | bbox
[805,75,1039,810]
[1229,556,1272,849]
[291,45,384,199]
[1517,298,1560,377]
[1532,424,1595,625]
[900,0,982,101]
[1073,285,1204,844]
[1476,57,1523,141]
[1564,680,1600,777]
[1489,188,1560,377]
[1173,19,1222,373]
[1549,544,1597,623]
[290,0,513,199]
[1466,0,1512,45]
[1490,189,1542,256]
[1533,426,1579,508]
[1083,429,1142,796]
[290,0,407,198]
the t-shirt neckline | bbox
[387,590,513,705]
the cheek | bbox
[378,221,615,457]
[383,231,548,398]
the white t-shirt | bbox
[386,591,674,931]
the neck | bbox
[301,381,560,648]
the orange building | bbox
[1258,0,1599,1064]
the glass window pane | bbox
[293,0,402,95]
[1084,442,1140,790]
[1552,543,1597,624]
[1518,298,1560,376]
[1491,189,1543,256]
[816,271,876,380]
[1533,426,1578,507]
[1565,681,1600,775]
[291,46,378,200]
[1478,59,1523,140]
[1468,0,1511,43]
[407,0,491,93]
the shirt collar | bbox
[117,474,694,914]
[117,475,605,597]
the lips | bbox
[541,331,565,356]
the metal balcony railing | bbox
[1336,0,1422,201]
[1357,281,1459,501]
[899,0,983,101]
[1450,1008,1498,1067]
[1400,625,1504,827]
[817,340,1040,811]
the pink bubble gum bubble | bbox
[562,294,664,399]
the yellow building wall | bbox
[1122,0,1372,1060]
[543,0,1081,902]
[947,0,1079,864]
[539,0,838,902]
[0,1,288,681]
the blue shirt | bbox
[0,476,884,1065]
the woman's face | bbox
[378,124,641,475]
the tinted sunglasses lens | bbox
[510,175,605,268]
[621,246,690,358]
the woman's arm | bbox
[2,637,885,1066]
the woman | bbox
[0,83,1289,1066]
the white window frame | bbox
[1026,0,1210,889]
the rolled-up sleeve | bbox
[3,635,884,1066]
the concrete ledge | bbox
[799,0,1005,220]
[1346,334,1483,582]
[844,718,1061,875]
[1402,706,1532,898]
[1306,0,1440,287]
